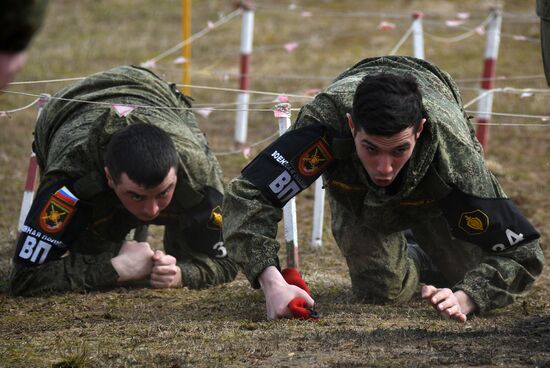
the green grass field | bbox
[0,1,548,366]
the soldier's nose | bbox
[143,200,159,218]
[376,156,393,175]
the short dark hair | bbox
[104,123,179,188]
[352,73,424,136]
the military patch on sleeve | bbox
[242,124,334,207]
[207,205,223,230]
[439,187,540,252]
[39,187,79,234]
[14,183,90,266]
[184,186,227,258]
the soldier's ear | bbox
[415,118,426,139]
[346,113,355,136]
[104,167,115,189]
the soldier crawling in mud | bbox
[9,65,238,296]
[223,56,544,322]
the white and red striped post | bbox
[234,1,255,146]
[18,94,50,232]
[274,103,299,269]
[310,178,324,249]
[412,11,425,60]
[475,7,502,152]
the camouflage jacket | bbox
[0,0,49,52]
[9,65,238,296]
[223,56,544,314]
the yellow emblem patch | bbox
[39,197,75,234]
[298,139,333,177]
[208,206,223,229]
[459,209,489,235]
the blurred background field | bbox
[0,1,548,367]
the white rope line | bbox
[174,83,315,99]
[465,109,550,120]
[0,97,40,115]
[213,130,279,156]
[0,90,305,114]
[456,74,546,83]
[463,87,550,108]
[143,8,241,65]
[423,15,492,43]
[8,72,547,88]
[8,77,85,85]
[388,23,414,55]
[472,122,549,127]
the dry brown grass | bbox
[0,0,548,367]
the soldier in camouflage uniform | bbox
[0,0,49,89]
[9,65,238,296]
[223,56,544,322]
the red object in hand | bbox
[288,297,320,320]
[281,268,319,320]
[281,267,311,295]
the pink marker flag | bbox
[207,20,214,30]
[301,11,312,17]
[243,147,251,159]
[173,56,187,65]
[513,35,528,41]
[196,107,214,118]
[378,21,396,31]
[284,42,299,53]
[275,95,289,103]
[112,104,135,118]
[140,60,156,69]
[446,20,466,27]
[456,12,470,20]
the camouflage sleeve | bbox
[8,179,121,296]
[8,250,120,296]
[0,0,49,52]
[223,94,343,288]
[172,242,240,290]
[443,169,545,313]
[453,238,544,314]
[222,175,283,288]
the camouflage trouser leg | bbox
[410,216,483,287]
[329,200,419,304]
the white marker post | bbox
[475,7,502,152]
[234,2,254,146]
[274,103,299,269]
[310,178,324,249]
[18,94,50,232]
[412,11,425,60]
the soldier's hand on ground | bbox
[111,240,155,283]
[259,266,315,320]
[150,250,182,288]
[421,285,476,323]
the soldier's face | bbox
[347,114,425,187]
[105,167,178,221]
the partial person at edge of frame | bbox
[9,65,239,296]
[0,0,49,90]
[537,0,550,85]
[223,55,544,323]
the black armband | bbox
[183,186,227,258]
[439,187,540,252]
[14,182,90,266]
[242,124,334,207]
